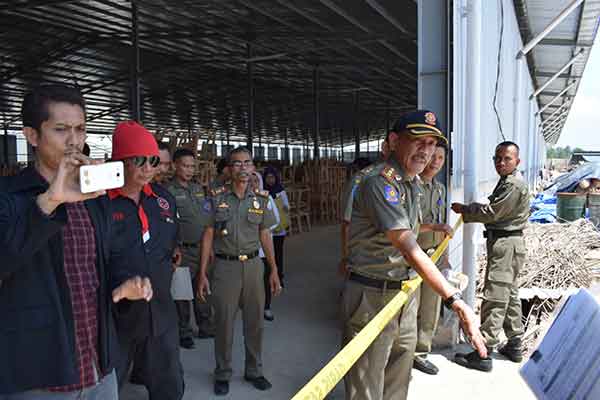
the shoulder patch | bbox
[210,186,226,197]
[254,189,270,198]
[384,184,400,205]
[380,165,401,185]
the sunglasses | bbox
[230,160,253,168]
[130,155,160,168]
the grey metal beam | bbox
[517,0,584,58]
[364,0,412,35]
[538,38,594,47]
[530,48,584,99]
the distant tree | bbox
[546,145,583,159]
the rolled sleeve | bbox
[463,183,519,224]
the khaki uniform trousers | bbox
[211,256,265,381]
[481,236,526,348]
[175,246,214,339]
[415,282,441,353]
[341,280,418,400]
[415,252,445,353]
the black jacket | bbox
[108,183,178,338]
[0,167,118,394]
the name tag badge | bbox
[143,230,151,243]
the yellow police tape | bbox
[291,217,464,400]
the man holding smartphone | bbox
[107,121,184,400]
[0,84,152,399]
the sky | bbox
[555,38,600,150]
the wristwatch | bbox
[443,291,462,310]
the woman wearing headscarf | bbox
[250,171,281,321]
[263,166,289,320]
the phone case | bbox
[79,161,125,194]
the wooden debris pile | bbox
[476,219,600,353]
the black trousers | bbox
[264,235,286,309]
[273,235,285,282]
[116,324,184,400]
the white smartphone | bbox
[79,161,124,194]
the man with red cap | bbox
[107,121,184,399]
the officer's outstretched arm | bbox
[386,229,487,358]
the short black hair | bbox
[22,84,86,132]
[496,141,520,154]
[227,146,252,163]
[216,158,228,174]
[353,157,372,170]
[82,143,91,157]
[173,147,195,162]
[436,141,448,151]
[157,141,170,152]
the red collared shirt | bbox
[48,202,99,392]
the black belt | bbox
[483,230,523,239]
[180,242,199,248]
[216,250,259,262]
[349,273,404,290]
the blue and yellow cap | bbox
[391,110,447,144]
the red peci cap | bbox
[111,120,159,160]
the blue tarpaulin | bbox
[543,163,600,195]
[530,193,557,223]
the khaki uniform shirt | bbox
[416,178,446,250]
[462,170,530,230]
[348,159,422,282]
[164,179,207,244]
[204,185,277,256]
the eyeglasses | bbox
[130,155,160,168]
[230,160,253,168]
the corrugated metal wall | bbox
[452,0,545,193]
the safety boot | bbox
[498,338,524,363]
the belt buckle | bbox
[239,254,248,261]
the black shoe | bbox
[264,309,274,321]
[179,337,195,349]
[244,376,272,391]
[197,330,215,339]
[214,380,229,396]
[129,373,143,385]
[498,340,523,363]
[454,351,493,372]
[413,355,439,375]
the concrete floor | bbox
[122,225,535,400]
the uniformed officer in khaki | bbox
[413,143,449,375]
[339,140,389,277]
[452,141,530,372]
[342,110,487,400]
[165,148,214,349]
[197,146,282,396]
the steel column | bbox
[130,0,141,121]
[463,0,482,309]
[247,43,254,150]
[3,125,9,166]
[354,91,360,160]
[313,66,320,159]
